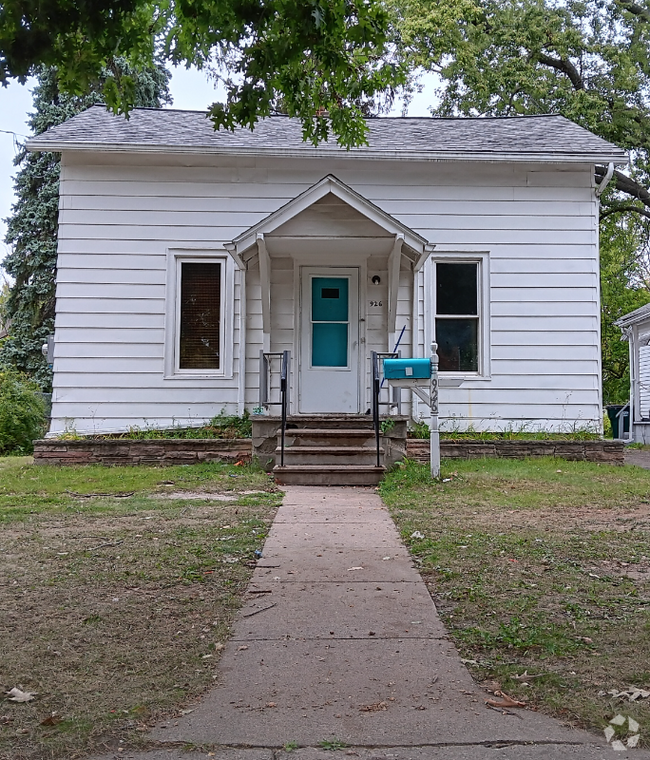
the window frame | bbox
[428,251,491,379]
[164,248,234,379]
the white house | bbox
[29,107,626,439]
[616,302,650,442]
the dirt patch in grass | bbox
[468,503,650,533]
[381,458,650,745]
[0,458,281,760]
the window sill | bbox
[439,373,492,384]
[163,372,233,381]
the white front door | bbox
[299,267,360,413]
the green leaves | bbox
[0,369,47,455]
[393,0,650,400]
[0,0,404,147]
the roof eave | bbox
[25,139,628,165]
[615,307,650,331]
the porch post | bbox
[256,234,271,353]
[430,341,440,479]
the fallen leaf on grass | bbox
[513,671,544,681]
[485,691,526,709]
[40,713,62,726]
[604,686,650,701]
[359,702,388,712]
[6,688,36,703]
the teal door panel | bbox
[311,277,349,368]
[312,323,348,367]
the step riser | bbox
[280,452,381,466]
[283,435,376,447]
[274,471,384,486]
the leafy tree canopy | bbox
[0,0,403,147]
[0,63,171,390]
[393,0,650,406]
[392,0,650,215]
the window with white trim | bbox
[434,261,480,373]
[176,259,224,372]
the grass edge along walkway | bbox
[0,457,281,760]
[380,457,650,747]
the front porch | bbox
[228,175,432,421]
[252,415,409,485]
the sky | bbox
[0,68,437,275]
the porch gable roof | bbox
[226,174,434,262]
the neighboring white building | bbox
[28,107,626,436]
[616,303,650,442]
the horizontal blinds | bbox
[179,262,221,369]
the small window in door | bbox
[435,262,479,372]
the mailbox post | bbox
[429,342,440,479]
[380,343,441,479]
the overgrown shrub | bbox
[0,369,47,454]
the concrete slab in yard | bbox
[273,504,387,524]
[253,549,420,583]
[153,638,597,748]
[233,581,447,640]
[262,521,400,552]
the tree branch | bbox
[596,165,650,208]
[616,0,650,22]
[600,203,650,221]
[535,52,585,90]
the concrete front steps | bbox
[270,416,406,486]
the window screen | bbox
[435,262,479,372]
[179,262,221,370]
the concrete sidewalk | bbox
[97,486,647,759]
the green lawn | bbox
[381,457,650,744]
[0,457,281,760]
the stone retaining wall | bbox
[406,439,624,464]
[33,439,252,466]
[33,437,625,466]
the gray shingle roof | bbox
[27,105,627,163]
[615,302,650,330]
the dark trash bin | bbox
[606,404,630,439]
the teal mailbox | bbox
[383,358,431,380]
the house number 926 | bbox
[369,300,383,307]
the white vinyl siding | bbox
[50,151,601,434]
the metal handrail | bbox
[259,351,290,409]
[280,350,290,466]
[372,351,401,468]
[371,351,381,467]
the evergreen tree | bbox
[0,63,170,390]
